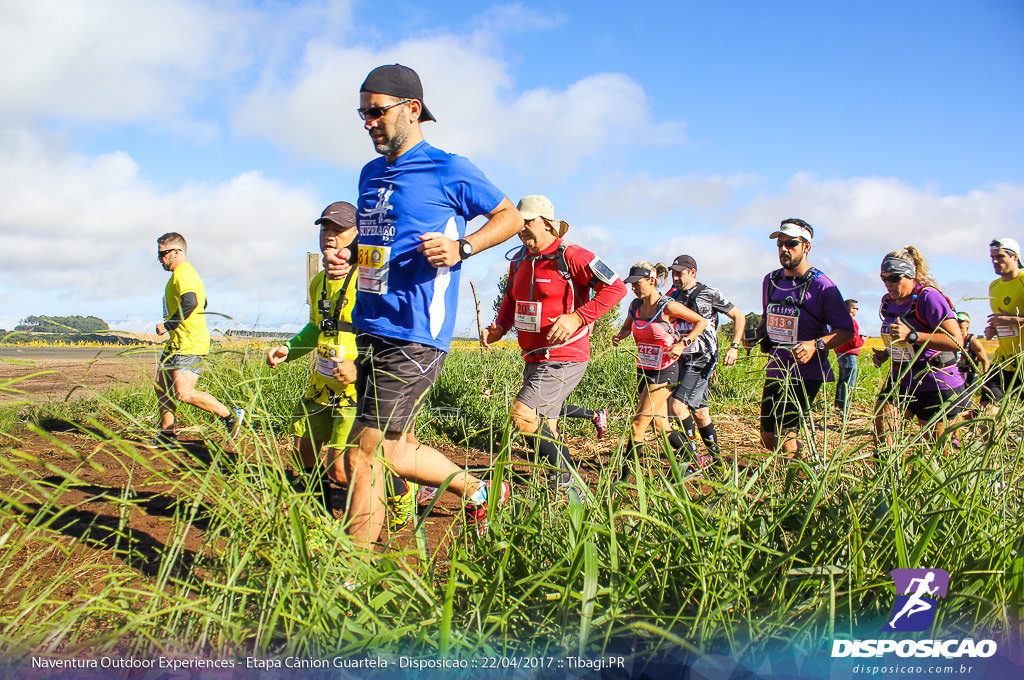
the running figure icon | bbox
[888,572,938,628]
[884,568,949,632]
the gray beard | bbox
[374,128,409,159]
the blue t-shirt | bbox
[354,141,506,351]
[760,268,853,382]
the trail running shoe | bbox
[416,485,438,506]
[142,432,178,450]
[222,408,245,438]
[387,481,419,532]
[592,408,608,440]
[464,481,511,537]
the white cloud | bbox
[579,172,762,221]
[735,173,1024,257]
[0,0,255,125]
[234,31,681,180]
[0,129,324,330]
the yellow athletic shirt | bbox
[989,271,1024,364]
[163,261,211,355]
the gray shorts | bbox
[159,352,205,376]
[670,360,715,410]
[515,361,588,419]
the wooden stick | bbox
[469,280,484,356]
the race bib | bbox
[882,324,913,363]
[637,343,665,369]
[313,332,349,392]
[357,244,390,295]
[679,339,700,355]
[514,300,542,333]
[766,307,799,346]
[996,324,1019,338]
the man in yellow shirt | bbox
[983,237,1024,414]
[148,232,243,447]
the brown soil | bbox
[0,350,155,403]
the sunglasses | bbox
[879,274,903,284]
[776,239,803,249]
[157,248,179,259]
[357,98,412,121]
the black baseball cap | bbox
[360,64,436,122]
[670,255,697,271]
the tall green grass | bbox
[0,343,1020,665]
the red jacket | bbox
[496,239,626,362]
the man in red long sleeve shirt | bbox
[833,299,864,413]
[481,195,626,496]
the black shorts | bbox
[760,378,823,435]
[636,362,680,393]
[979,368,1024,405]
[355,333,447,433]
[877,379,968,423]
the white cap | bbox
[990,237,1021,257]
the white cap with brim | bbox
[990,237,1021,257]
[769,223,813,242]
[517,194,569,238]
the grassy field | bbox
[0,338,1021,671]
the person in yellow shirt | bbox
[266,202,416,533]
[149,232,243,448]
[982,237,1024,414]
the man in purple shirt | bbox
[743,219,854,458]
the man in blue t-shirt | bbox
[742,219,854,458]
[325,64,522,549]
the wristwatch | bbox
[729,342,741,350]
[815,338,827,351]
[457,238,473,260]
[906,330,920,344]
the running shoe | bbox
[591,408,608,440]
[387,481,419,533]
[553,479,581,507]
[222,408,245,438]
[416,485,438,506]
[464,480,511,536]
[142,432,179,450]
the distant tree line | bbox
[15,315,109,333]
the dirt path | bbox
[0,348,158,403]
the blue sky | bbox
[1,0,1021,337]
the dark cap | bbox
[623,266,654,284]
[360,64,436,122]
[670,254,697,271]
[315,201,357,229]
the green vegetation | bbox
[15,315,108,333]
[0,344,1020,667]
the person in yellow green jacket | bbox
[267,202,416,535]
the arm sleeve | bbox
[284,323,320,361]
[163,292,198,332]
